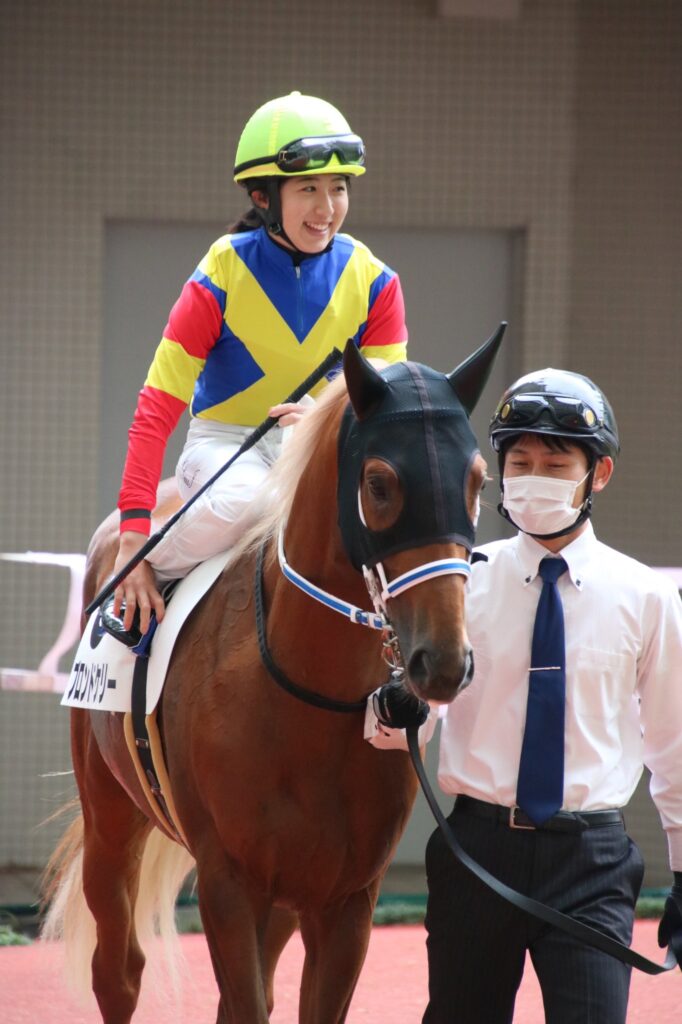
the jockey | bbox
[106,91,408,644]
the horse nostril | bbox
[460,647,475,691]
[408,647,431,687]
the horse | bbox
[42,329,503,1023]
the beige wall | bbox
[571,0,682,561]
[1,0,680,881]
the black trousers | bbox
[422,803,644,1024]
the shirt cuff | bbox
[666,828,682,871]
[119,509,152,536]
[363,689,440,751]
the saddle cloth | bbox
[62,550,232,713]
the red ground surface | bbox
[1,921,679,1023]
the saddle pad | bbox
[61,550,232,714]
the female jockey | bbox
[108,91,408,641]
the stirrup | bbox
[100,595,143,648]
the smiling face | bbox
[254,174,349,253]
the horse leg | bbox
[262,907,299,1014]
[298,883,379,1024]
[73,713,152,1024]
[194,841,272,1023]
[209,904,297,1021]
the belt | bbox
[454,795,624,834]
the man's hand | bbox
[372,678,429,730]
[658,872,682,969]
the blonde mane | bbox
[229,374,349,565]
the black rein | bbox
[405,725,677,976]
[254,542,369,713]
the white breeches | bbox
[149,419,283,581]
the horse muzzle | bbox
[405,641,474,704]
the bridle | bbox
[278,519,470,657]
[254,522,471,713]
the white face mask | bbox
[502,472,589,537]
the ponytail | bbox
[226,207,263,234]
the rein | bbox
[405,725,677,975]
[255,543,368,713]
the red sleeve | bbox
[360,274,407,351]
[117,385,187,535]
[117,269,225,534]
[164,276,225,358]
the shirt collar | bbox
[514,521,597,591]
[259,226,334,269]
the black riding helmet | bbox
[489,368,620,539]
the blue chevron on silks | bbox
[516,556,569,826]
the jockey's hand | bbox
[112,531,165,635]
[269,398,314,428]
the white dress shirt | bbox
[437,523,682,868]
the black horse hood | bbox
[337,325,506,571]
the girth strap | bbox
[129,625,188,845]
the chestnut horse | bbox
[43,332,503,1023]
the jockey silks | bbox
[119,227,407,528]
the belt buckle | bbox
[509,806,536,830]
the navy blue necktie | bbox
[516,556,568,826]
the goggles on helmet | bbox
[495,394,601,433]
[235,133,365,176]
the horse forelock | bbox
[228,374,349,566]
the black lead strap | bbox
[85,347,343,617]
[405,725,678,976]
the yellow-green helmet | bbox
[234,91,366,182]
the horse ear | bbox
[343,339,389,421]
[447,321,507,415]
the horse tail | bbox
[42,803,196,1000]
[134,829,197,997]
[41,804,95,997]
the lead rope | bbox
[405,726,676,974]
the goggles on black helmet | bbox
[495,393,601,434]
[235,133,365,175]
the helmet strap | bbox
[248,179,284,235]
[247,179,320,258]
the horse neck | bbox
[264,413,386,695]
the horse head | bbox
[338,324,506,704]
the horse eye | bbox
[367,476,389,501]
